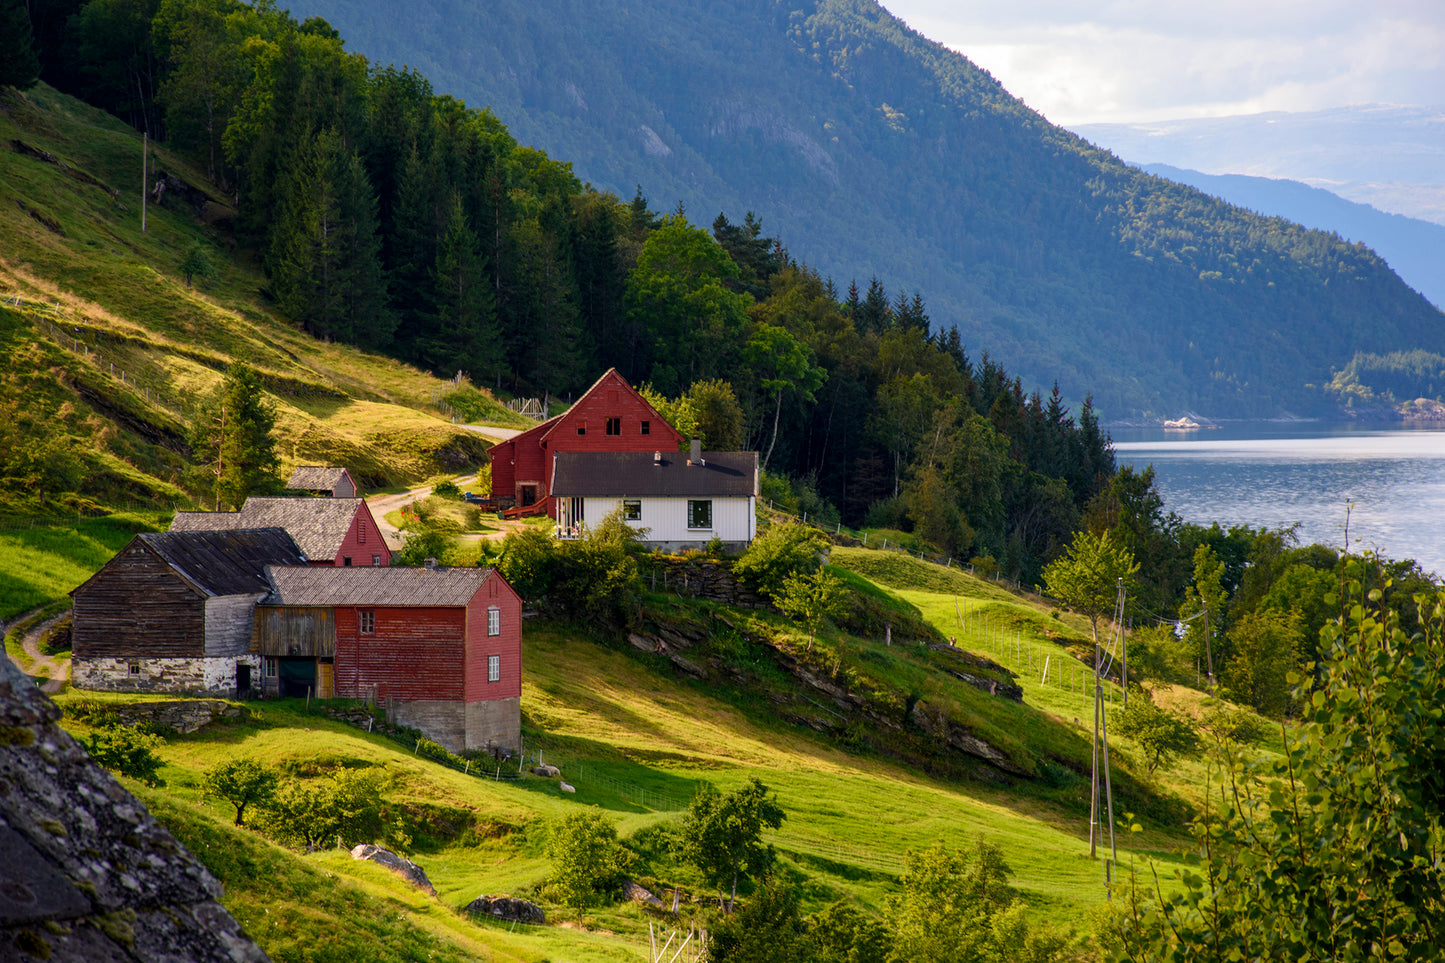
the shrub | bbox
[432,478,461,499]
[546,810,629,921]
[88,725,165,787]
[734,522,825,600]
[1113,697,1200,773]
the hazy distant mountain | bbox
[1074,106,1445,228]
[1144,164,1445,310]
[287,0,1445,419]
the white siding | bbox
[582,495,754,545]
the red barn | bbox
[255,565,522,754]
[172,496,390,567]
[489,368,686,516]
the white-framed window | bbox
[360,610,375,634]
[264,658,277,678]
[623,499,642,520]
[372,554,382,566]
[687,499,713,529]
[488,654,501,683]
[487,606,500,636]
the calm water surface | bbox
[1112,424,1445,576]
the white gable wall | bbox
[574,495,755,550]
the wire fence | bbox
[761,498,1047,601]
[950,599,1117,711]
[6,294,195,420]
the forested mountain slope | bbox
[281,0,1444,418]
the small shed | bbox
[171,495,389,567]
[286,465,359,498]
[71,528,306,697]
[257,565,523,754]
[551,444,759,552]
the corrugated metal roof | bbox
[286,465,352,491]
[171,497,367,559]
[551,451,758,497]
[139,528,306,597]
[262,565,497,607]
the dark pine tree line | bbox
[18,0,1115,582]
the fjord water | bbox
[1112,424,1445,577]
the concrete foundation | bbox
[387,697,521,755]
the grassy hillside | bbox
[44,544,1243,961]
[0,84,526,524]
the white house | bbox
[550,442,758,552]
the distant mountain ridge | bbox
[284,0,1445,419]
[1143,164,1445,310]
[1073,105,1445,228]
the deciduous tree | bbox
[680,778,785,911]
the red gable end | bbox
[489,369,685,514]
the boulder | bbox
[532,764,560,777]
[628,632,661,653]
[669,655,705,678]
[464,895,546,925]
[350,844,436,896]
[559,781,576,793]
[622,879,665,910]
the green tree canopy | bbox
[190,363,282,510]
[1042,529,1139,647]
[679,777,785,911]
[545,810,625,922]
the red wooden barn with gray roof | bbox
[488,368,686,517]
[71,527,306,697]
[256,564,522,754]
[171,495,389,567]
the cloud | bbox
[882,0,1445,123]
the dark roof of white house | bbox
[131,528,306,597]
[171,497,370,560]
[261,565,501,607]
[285,465,354,492]
[550,450,758,497]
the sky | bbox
[881,1,1445,126]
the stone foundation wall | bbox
[643,557,767,607]
[73,655,259,697]
[466,696,520,754]
[388,699,466,753]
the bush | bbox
[546,810,629,921]
[1113,697,1200,773]
[259,767,409,852]
[734,522,825,600]
[88,725,165,787]
[432,478,461,499]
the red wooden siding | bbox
[465,575,523,702]
[329,502,391,567]
[333,606,466,701]
[489,369,686,510]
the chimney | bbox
[690,436,701,466]
[653,451,662,465]
[423,557,437,570]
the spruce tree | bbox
[0,0,41,90]
[428,190,502,382]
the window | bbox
[129,663,140,675]
[264,658,277,678]
[343,556,353,567]
[623,499,642,521]
[487,606,501,636]
[576,421,586,435]
[606,416,621,436]
[359,610,375,634]
[488,654,501,683]
[372,554,382,566]
[641,420,650,435]
[687,499,713,529]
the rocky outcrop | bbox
[463,895,546,925]
[108,699,247,734]
[350,844,436,896]
[643,557,767,608]
[622,879,665,910]
[0,651,268,962]
[927,645,1024,701]
[908,700,1031,776]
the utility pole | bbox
[1203,601,1216,696]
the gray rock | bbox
[622,878,665,910]
[463,895,546,925]
[532,764,560,777]
[350,844,436,896]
